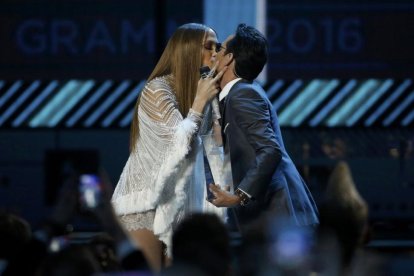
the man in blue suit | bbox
[209,24,319,228]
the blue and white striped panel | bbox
[0,78,413,128]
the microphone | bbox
[200,65,210,79]
[200,66,221,120]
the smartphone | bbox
[78,174,102,209]
[268,223,313,268]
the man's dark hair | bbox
[172,213,231,276]
[226,23,268,81]
[0,211,31,260]
[36,245,102,276]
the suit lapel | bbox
[221,79,250,149]
[220,98,227,147]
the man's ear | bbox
[224,52,234,66]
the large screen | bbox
[0,0,202,79]
[267,1,414,78]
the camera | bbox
[268,220,313,270]
[78,174,102,209]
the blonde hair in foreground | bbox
[129,23,210,152]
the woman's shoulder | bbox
[145,75,174,93]
[141,75,176,103]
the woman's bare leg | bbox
[129,229,163,272]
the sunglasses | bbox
[203,42,226,53]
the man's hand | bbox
[209,184,241,207]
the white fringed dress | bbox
[111,75,224,255]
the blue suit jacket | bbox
[222,79,319,226]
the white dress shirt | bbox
[219,78,242,102]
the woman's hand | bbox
[192,62,227,114]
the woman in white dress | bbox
[111,23,226,271]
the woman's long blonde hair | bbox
[129,23,210,152]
